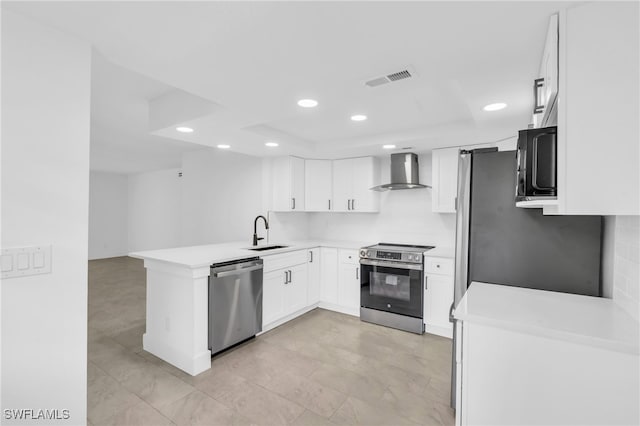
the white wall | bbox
[128,168,182,252]
[89,172,128,259]
[180,148,264,247]
[307,154,457,247]
[608,216,640,321]
[1,10,91,424]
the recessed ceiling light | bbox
[217,144,230,149]
[297,99,318,108]
[176,126,194,133]
[265,142,279,147]
[383,144,396,149]
[351,114,368,121]
[483,103,507,111]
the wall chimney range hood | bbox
[371,153,431,191]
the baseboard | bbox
[143,333,211,376]
[259,304,318,334]
[425,323,453,339]
[318,301,359,317]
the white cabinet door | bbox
[305,160,332,211]
[548,3,639,215]
[540,14,558,127]
[272,156,305,211]
[424,274,454,331]
[272,157,291,212]
[285,263,308,315]
[263,268,287,325]
[332,159,352,212]
[337,249,360,314]
[307,248,320,305]
[320,247,338,304]
[338,262,360,314]
[432,147,459,213]
[351,157,379,212]
[290,156,305,211]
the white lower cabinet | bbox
[307,248,320,305]
[424,256,454,338]
[261,250,309,329]
[319,247,338,305]
[262,268,288,326]
[285,263,308,315]
[263,245,362,332]
[457,321,639,426]
[337,249,360,316]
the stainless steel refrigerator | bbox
[449,148,602,408]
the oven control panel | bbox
[376,250,402,260]
[359,247,426,264]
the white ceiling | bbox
[90,53,202,174]
[5,1,569,173]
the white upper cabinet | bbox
[332,157,380,212]
[431,147,459,213]
[545,3,639,215]
[272,156,305,211]
[352,157,380,212]
[304,160,333,212]
[332,159,353,212]
[533,14,559,129]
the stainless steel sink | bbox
[247,244,289,252]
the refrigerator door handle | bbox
[448,302,455,323]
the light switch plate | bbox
[1,245,52,279]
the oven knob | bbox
[360,249,366,257]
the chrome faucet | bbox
[253,215,269,246]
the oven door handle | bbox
[359,258,423,271]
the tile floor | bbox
[88,256,455,426]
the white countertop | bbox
[130,239,448,269]
[454,282,640,355]
[424,246,454,258]
[129,239,374,269]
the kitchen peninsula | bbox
[130,240,369,375]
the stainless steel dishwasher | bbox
[209,257,263,355]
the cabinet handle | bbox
[531,132,556,191]
[309,250,313,263]
[425,276,428,290]
[328,199,331,210]
[351,199,355,210]
[348,199,352,210]
[356,267,359,280]
[291,198,296,210]
[288,270,292,283]
[533,78,544,114]
[284,270,288,284]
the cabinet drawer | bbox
[338,249,359,264]
[425,257,454,276]
[262,250,308,273]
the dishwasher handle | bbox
[212,263,263,278]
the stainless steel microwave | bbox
[515,126,557,203]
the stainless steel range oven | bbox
[359,243,434,334]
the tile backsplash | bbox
[612,216,640,321]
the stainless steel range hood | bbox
[371,152,431,191]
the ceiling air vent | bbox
[365,68,414,88]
